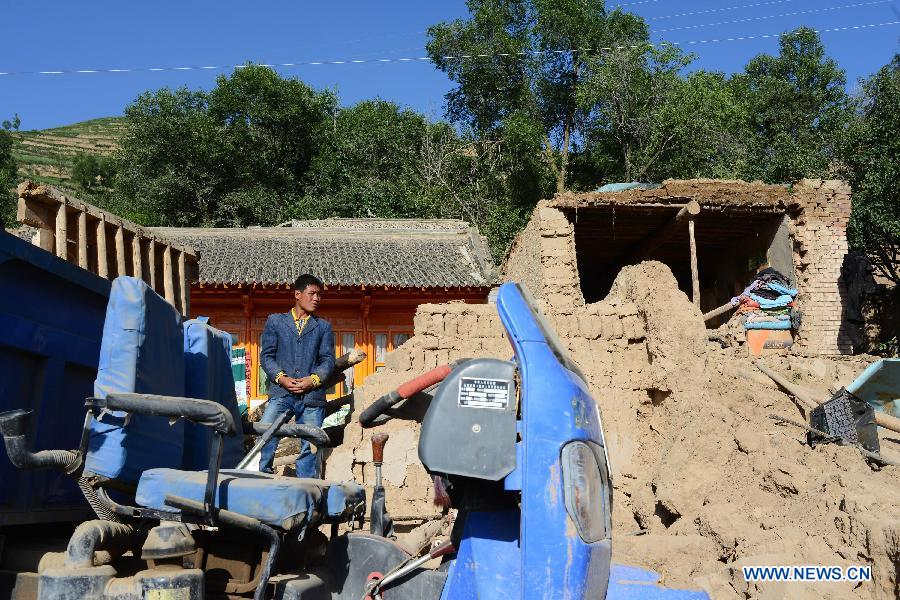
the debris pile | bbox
[338,261,899,599]
[603,264,898,599]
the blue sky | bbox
[3,0,899,131]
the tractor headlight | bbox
[561,441,612,543]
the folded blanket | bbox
[745,313,790,323]
[766,282,798,297]
[749,292,794,309]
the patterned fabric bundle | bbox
[232,347,249,413]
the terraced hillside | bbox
[10,117,124,187]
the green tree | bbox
[114,65,336,227]
[297,100,549,260]
[579,44,685,183]
[417,114,552,260]
[578,44,745,182]
[426,0,646,192]
[0,126,17,227]
[1,114,20,132]
[842,55,900,284]
[72,153,116,191]
[733,27,850,183]
[299,100,430,219]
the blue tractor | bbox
[0,277,708,599]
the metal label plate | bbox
[458,377,511,410]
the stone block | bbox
[541,236,571,258]
[410,348,425,373]
[384,346,412,372]
[618,302,639,317]
[430,313,445,337]
[623,315,645,340]
[578,314,598,340]
[419,335,439,351]
[435,349,450,366]
[442,315,459,339]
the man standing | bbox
[259,274,335,477]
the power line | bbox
[655,0,893,33]
[668,18,900,44]
[614,0,666,6]
[1,19,898,78]
[649,0,800,21]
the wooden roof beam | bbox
[619,200,700,265]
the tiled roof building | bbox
[151,219,495,405]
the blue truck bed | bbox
[0,230,110,525]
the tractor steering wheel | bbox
[358,365,453,428]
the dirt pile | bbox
[332,260,899,598]
[596,263,900,599]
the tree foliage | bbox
[842,55,900,284]
[578,45,746,183]
[106,16,884,266]
[115,65,336,227]
[0,126,17,227]
[733,27,850,183]
[72,153,116,192]
[114,70,544,260]
[426,0,645,191]
[1,114,20,132]
[300,100,430,219]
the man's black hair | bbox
[295,273,324,291]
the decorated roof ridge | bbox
[151,220,474,239]
[278,218,472,231]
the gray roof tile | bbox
[151,219,495,288]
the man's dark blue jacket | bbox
[260,312,335,407]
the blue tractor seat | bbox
[136,469,365,530]
[83,276,365,534]
[84,276,187,484]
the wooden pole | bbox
[620,200,701,264]
[163,246,175,306]
[35,229,53,252]
[703,302,737,323]
[132,235,143,281]
[77,211,88,269]
[148,242,157,291]
[55,202,67,260]
[114,226,126,277]
[178,250,188,316]
[688,217,700,306]
[95,218,108,278]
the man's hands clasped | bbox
[277,375,316,394]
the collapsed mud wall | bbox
[322,294,648,512]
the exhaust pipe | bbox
[0,409,80,473]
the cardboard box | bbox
[746,329,794,356]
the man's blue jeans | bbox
[258,397,324,478]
